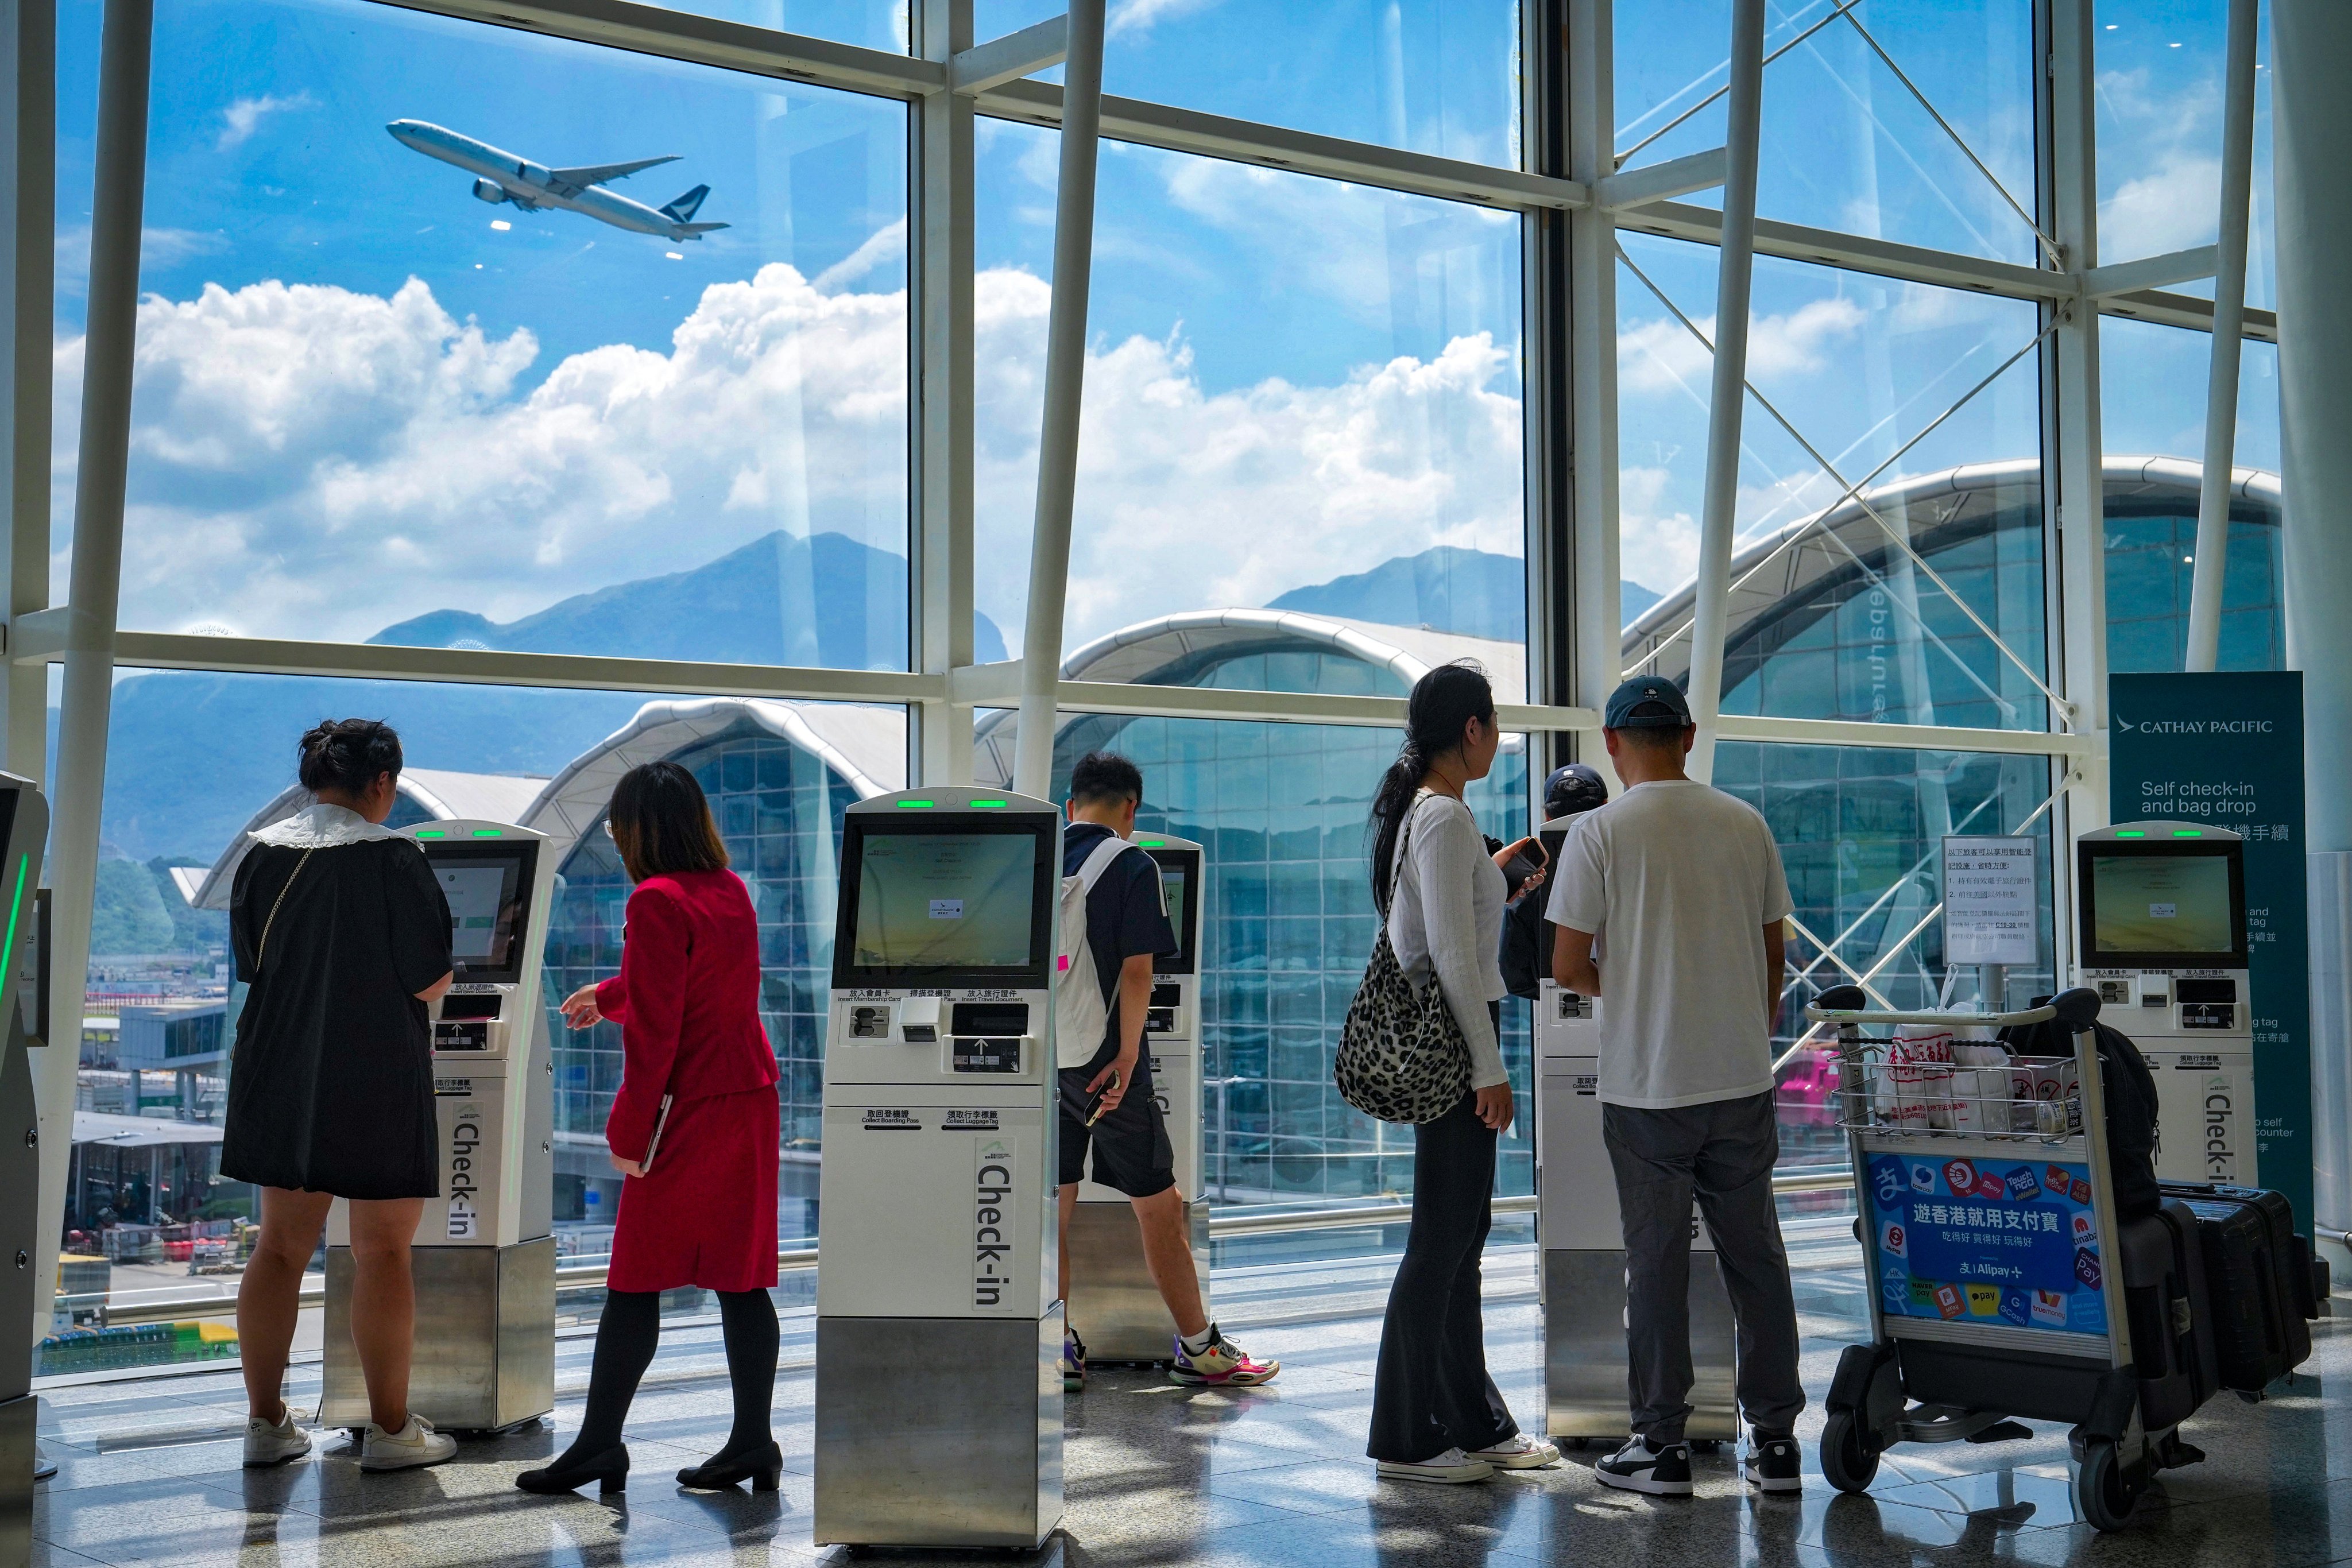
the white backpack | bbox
[1054,834,1157,1069]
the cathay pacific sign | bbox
[2114,715,2277,735]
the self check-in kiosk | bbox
[1065,833,1208,1364]
[0,774,49,1565]
[814,787,1062,1551]
[1533,817,1739,1445]
[2074,821,2256,1184]
[322,820,558,1434]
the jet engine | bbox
[472,178,510,205]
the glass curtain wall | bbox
[27,0,2266,1369]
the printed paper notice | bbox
[1944,836,2040,966]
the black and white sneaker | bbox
[1595,1435,1693,1496]
[1743,1435,1802,1493]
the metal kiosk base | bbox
[320,1238,555,1433]
[814,1308,1063,1549]
[1544,1249,1740,1444]
[1063,1199,1210,1364]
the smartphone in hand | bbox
[1083,1071,1123,1126]
[1500,838,1549,899]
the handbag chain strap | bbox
[254,847,317,975]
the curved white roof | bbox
[181,766,552,911]
[517,697,906,863]
[972,610,1525,786]
[1620,455,2280,684]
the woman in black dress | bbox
[223,720,458,1473]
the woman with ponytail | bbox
[1363,664,1560,1484]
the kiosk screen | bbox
[427,846,537,982]
[2080,842,2245,966]
[844,830,1047,982]
[1139,843,1200,975]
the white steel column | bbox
[912,0,976,786]
[2048,0,2106,843]
[1,0,52,1361]
[1011,0,1104,799]
[1682,0,1764,785]
[38,0,151,1325]
[1,0,51,784]
[1567,0,1622,719]
[2183,0,2260,673]
[2276,0,2352,1241]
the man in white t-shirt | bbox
[1545,676,1804,1499]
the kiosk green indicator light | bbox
[416,830,447,838]
[2116,830,2146,838]
[1,855,25,973]
[896,799,934,808]
[970,799,1008,808]
[471,828,502,837]
[1137,838,1167,847]
[2173,828,2203,837]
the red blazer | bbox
[597,869,777,1163]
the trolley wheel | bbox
[1820,1410,1878,1495]
[2075,1438,2136,1532]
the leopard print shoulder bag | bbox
[1334,796,1473,1124]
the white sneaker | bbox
[1471,1433,1561,1470]
[1377,1446,1496,1485]
[242,1409,312,1468]
[359,1414,457,1472]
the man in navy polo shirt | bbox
[1058,750,1276,1391]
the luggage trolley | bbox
[1809,986,2212,1532]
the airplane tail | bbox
[659,184,710,223]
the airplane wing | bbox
[546,154,679,190]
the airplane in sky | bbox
[386,119,729,242]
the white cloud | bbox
[216,91,316,152]
[1618,297,1867,396]
[73,255,1528,652]
[1108,0,1223,37]
[2093,64,2225,261]
[813,216,906,293]
[2100,153,2221,260]
[1619,465,1696,597]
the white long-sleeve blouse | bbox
[1383,789,1510,1091]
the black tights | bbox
[562,1288,779,1464]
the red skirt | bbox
[608,1086,780,1293]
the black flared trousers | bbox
[1365,1084,1519,1464]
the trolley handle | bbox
[1802,1004,2056,1029]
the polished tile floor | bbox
[30,1236,2352,1568]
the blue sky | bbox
[48,0,2276,685]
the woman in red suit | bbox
[517,761,781,1497]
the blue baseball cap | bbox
[1603,676,1693,730]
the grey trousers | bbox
[1601,1089,1805,1443]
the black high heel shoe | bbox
[516,1445,630,1496]
[676,1440,783,1491]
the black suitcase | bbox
[2118,1199,2219,1430]
[2158,1182,2313,1392]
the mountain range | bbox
[1267,546,1660,635]
[84,533,1666,938]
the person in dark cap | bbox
[1545,677,1803,1499]
[1497,763,1610,1000]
